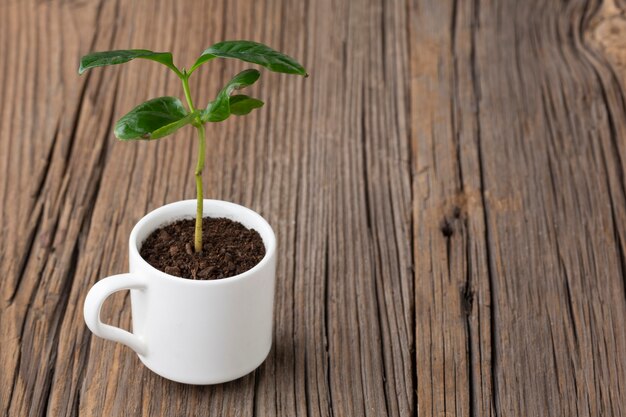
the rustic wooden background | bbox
[2,0,626,415]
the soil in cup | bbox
[140,217,266,280]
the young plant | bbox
[79,41,307,253]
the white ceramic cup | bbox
[83,199,277,385]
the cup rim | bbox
[129,199,276,286]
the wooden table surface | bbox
[2,0,626,415]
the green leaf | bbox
[150,112,199,139]
[202,69,261,122]
[229,95,264,115]
[114,97,191,140]
[79,50,181,76]
[190,40,307,76]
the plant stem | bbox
[181,72,205,253]
[194,124,206,252]
[181,73,196,111]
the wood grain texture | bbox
[0,0,625,416]
[410,0,626,415]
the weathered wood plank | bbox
[409,0,626,415]
[410,1,494,415]
[0,0,113,415]
[0,0,413,415]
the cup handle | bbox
[83,273,148,356]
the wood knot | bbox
[453,205,462,218]
[440,218,454,237]
[462,285,474,316]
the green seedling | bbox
[79,41,307,253]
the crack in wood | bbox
[323,243,335,417]
[468,1,499,416]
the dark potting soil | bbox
[139,217,266,280]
